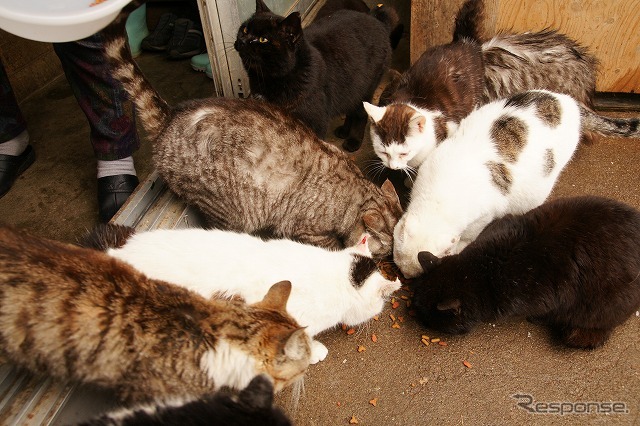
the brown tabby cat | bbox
[0,225,311,404]
[102,2,402,258]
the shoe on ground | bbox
[126,3,149,58]
[0,145,35,199]
[97,174,139,223]
[167,18,206,59]
[205,62,213,79]
[141,13,177,52]
[190,53,210,72]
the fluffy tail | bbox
[452,0,484,42]
[101,1,171,141]
[79,224,136,251]
[370,4,404,49]
[580,106,640,139]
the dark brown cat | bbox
[410,196,640,349]
[0,225,311,403]
[102,3,402,259]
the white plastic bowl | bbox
[0,0,132,42]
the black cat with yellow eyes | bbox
[234,0,400,152]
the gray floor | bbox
[1,13,640,426]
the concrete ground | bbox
[1,7,639,426]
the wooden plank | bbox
[411,0,640,93]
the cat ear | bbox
[417,251,441,273]
[409,113,426,134]
[381,179,401,207]
[363,102,386,123]
[280,12,302,43]
[239,374,274,409]
[353,233,372,256]
[256,281,292,312]
[281,328,310,361]
[436,298,461,314]
[363,211,383,234]
[255,0,271,13]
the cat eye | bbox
[259,37,269,43]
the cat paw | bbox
[310,340,329,364]
[334,125,350,139]
[342,137,362,152]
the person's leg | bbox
[0,60,35,198]
[53,33,139,222]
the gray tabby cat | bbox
[102,3,402,258]
[0,225,311,404]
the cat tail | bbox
[101,1,172,142]
[452,0,484,42]
[579,106,640,140]
[79,224,136,251]
[370,4,404,49]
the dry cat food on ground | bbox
[371,334,378,342]
[463,360,473,368]
[346,328,356,335]
[391,322,401,329]
[369,398,378,407]
[349,415,359,424]
[357,345,366,353]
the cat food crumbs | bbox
[438,341,447,346]
[349,415,359,424]
[377,3,383,7]
[463,360,473,368]
[90,0,108,6]
[469,350,475,354]
[373,315,379,321]
[371,334,378,342]
[347,328,356,335]
[389,313,396,321]
[391,322,401,329]
[369,398,378,407]
[411,382,416,387]
[397,316,404,322]
[392,301,400,309]
[341,324,347,330]
[421,338,430,346]
[419,377,428,385]
[337,402,341,406]
[421,334,429,340]
[400,295,409,300]
[357,345,366,353]
[430,338,440,343]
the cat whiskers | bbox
[402,165,418,183]
[362,159,387,181]
[290,376,305,411]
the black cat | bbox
[234,0,399,152]
[410,196,640,349]
[81,375,291,425]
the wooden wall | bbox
[410,0,640,93]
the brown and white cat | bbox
[102,3,402,259]
[0,225,311,404]
[366,0,639,175]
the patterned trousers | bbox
[0,32,139,160]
